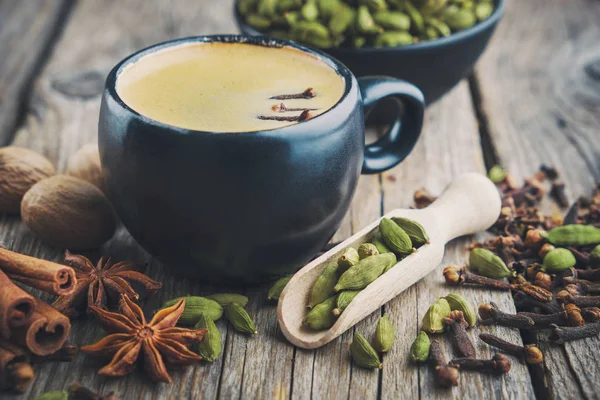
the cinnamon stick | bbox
[12,299,71,356]
[0,269,35,339]
[0,340,34,392]
[0,247,76,296]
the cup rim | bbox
[234,0,505,53]
[105,35,355,136]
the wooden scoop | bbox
[277,173,501,349]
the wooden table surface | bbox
[1,0,599,399]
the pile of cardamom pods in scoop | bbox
[238,0,496,48]
[301,216,428,330]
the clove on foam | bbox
[270,88,316,100]
[257,109,313,122]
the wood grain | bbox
[0,0,71,146]
[475,0,600,398]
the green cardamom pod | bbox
[161,296,223,324]
[35,391,69,400]
[404,1,425,33]
[283,11,300,26]
[267,275,292,301]
[225,303,257,335]
[474,1,494,21]
[444,293,476,327]
[422,25,439,40]
[206,293,249,308]
[542,224,600,246]
[350,333,382,369]
[380,218,415,255]
[301,0,320,21]
[334,252,397,292]
[269,30,293,40]
[356,5,383,34]
[303,295,338,329]
[358,243,380,259]
[373,11,411,30]
[542,248,577,273]
[308,262,340,308]
[409,331,431,361]
[590,244,600,266]
[424,17,451,36]
[328,4,356,35]
[353,36,368,48]
[238,0,258,15]
[487,165,506,183]
[469,247,516,279]
[375,31,414,47]
[338,247,360,271]
[444,8,476,30]
[372,235,392,254]
[195,313,222,362]
[363,0,388,12]
[422,297,451,333]
[246,14,271,30]
[317,0,342,21]
[332,289,361,316]
[392,217,430,247]
[258,0,278,17]
[278,0,303,11]
[373,315,395,352]
[292,20,331,40]
[420,0,448,15]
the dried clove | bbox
[450,354,511,375]
[270,87,316,100]
[557,291,600,307]
[443,266,552,302]
[479,333,543,365]
[478,303,535,329]
[513,292,563,314]
[272,103,318,112]
[257,109,313,122]
[570,268,600,281]
[582,307,600,322]
[30,342,78,363]
[549,321,600,344]
[533,271,552,291]
[413,189,437,209]
[443,311,476,358]
[69,382,119,400]
[550,181,569,208]
[563,277,600,294]
[429,340,459,388]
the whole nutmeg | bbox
[0,146,55,213]
[21,175,116,249]
[65,143,107,194]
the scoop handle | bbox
[417,173,501,242]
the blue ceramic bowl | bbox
[235,0,504,105]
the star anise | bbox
[52,251,162,317]
[81,295,206,383]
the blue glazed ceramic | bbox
[235,0,504,106]
[98,35,424,283]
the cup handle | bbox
[358,76,425,174]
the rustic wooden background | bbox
[1,0,599,398]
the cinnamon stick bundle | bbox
[12,299,71,356]
[0,247,76,296]
[0,269,35,339]
[0,340,34,392]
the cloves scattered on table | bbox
[479,333,543,365]
[557,291,600,308]
[451,354,511,376]
[443,311,476,358]
[270,87,316,100]
[429,340,459,388]
[563,277,600,294]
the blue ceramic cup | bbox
[99,35,424,283]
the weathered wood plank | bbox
[380,82,535,398]
[0,0,71,146]
[475,0,600,398]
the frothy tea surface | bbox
[116,42,345,132]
